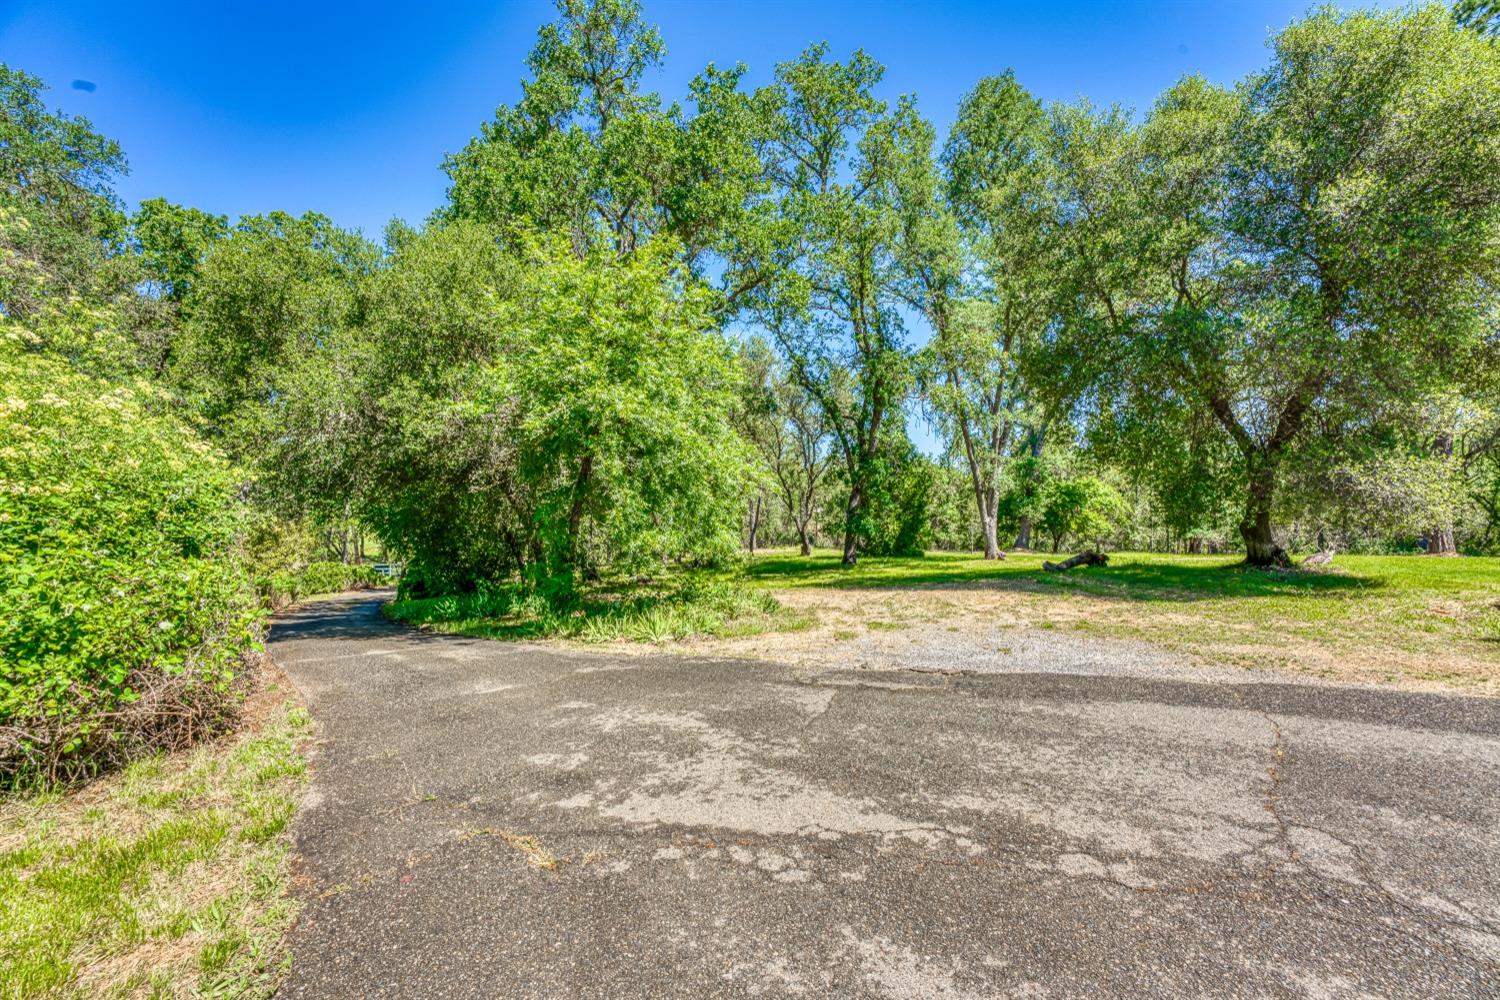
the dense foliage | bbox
[355,227,749,595]
[258,562,382,609]
[0,331,260,782]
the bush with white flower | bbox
[0,325,263,785]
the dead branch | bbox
[1042,551,1110,572]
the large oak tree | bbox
[1067,7,1500,566]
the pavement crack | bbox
[1257,710,1299,873]
[1236,702,1497,973]
[1320,826,1500,971]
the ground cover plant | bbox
[386,576,807,644]
[0,674,309,999]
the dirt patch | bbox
[593,585,1500,696]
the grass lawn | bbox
[381,548,1500,693]
[740,549,1500,691]
[0,675,310,1000]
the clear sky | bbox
[0,0,1386,453]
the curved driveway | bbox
[271,591,1500,999]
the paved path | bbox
[271,591,1500,999]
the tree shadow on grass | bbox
[743,552,1377,603]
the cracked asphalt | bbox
[270,591,1500,999]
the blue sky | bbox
[2,0,1366,239]
[1,0,1380,453]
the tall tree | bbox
[440,0,771,296]
[347,224,750,591]
[129,198,229,305]
[125,198,229,374]
[1065,8,1500,566]
[0,64,130,326]
[893,72,1060,558]
[750,45,920,565]
[1216,7,1500,564]
[172,211,378,456]
[739,337,833,556]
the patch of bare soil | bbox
[597,584,1499,696]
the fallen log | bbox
[1042,551,1109,572]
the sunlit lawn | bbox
[741,548,1500,689]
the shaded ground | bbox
[272,591,1500,999]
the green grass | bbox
[744,548,1500,687]
[385,577,811,644]
[0,690,311,999]
[744,547,1375,595]
[382,548,1500,690]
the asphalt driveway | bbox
[270,591,1500,999]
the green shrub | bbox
[0,338,262,786]
[385,576,791,643]
[256,561,381,608]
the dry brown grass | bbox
[600,557,1500,696]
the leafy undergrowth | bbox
[385,578,811,644]
[256,561,384,611]
[0,673,310,999]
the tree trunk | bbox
[841,484,862,567]
[1427,526,1457,556]
[1043,550,1109,572]
[1239,468,1290,568]
[797,521,812,557]
[563,452,594,571]
[1212,377,1321,570]
[1427,432,1458,555]
[1011,426,1046,551]
[980,513,1001,560]
[747,496,762,555]
[974,486,1003,560]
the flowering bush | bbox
[0,332,263,785]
